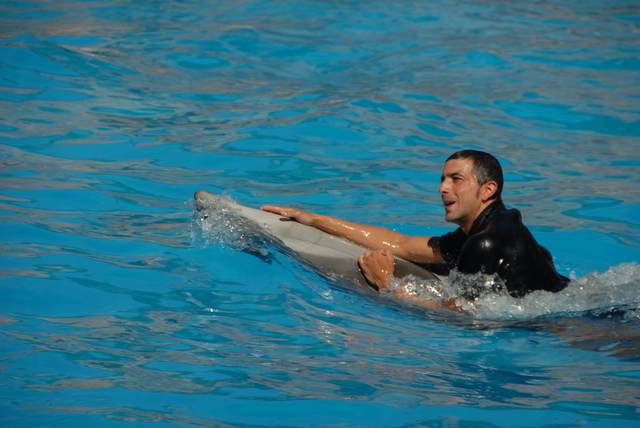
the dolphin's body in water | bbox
[194,190,443,289]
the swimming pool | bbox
[1,0,639,426]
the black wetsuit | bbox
[438,201,569,298]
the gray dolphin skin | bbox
[194,190,443,289]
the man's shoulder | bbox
[466,208,523,250]
[464,231,502,255]
[485,206,525,233]
[469,207,537,255]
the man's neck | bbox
[461,199,504,234]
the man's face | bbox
[439,158,485,232]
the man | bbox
[261,150,569,309]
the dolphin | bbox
[194,190,443,289]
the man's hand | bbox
[260,206,316,226]
[358,249,395,290]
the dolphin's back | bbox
[194,190,442,289]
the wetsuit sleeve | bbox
[438,228,466,263]
[455,235,499,275]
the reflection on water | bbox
[2,0,639,426]
[3,302,640,410]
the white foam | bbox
[190,194,271,257]
[389,263,640,320]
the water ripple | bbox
[2,0,639,426]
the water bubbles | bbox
[190,194,273,258]
[386,263,640,321]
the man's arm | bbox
[260,206,444,264]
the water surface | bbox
[1,0,639,427]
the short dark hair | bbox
[447,150,503,200]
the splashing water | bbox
[190,193,274,258]
[3,0,640,424]
[474,263,640,320]
[192,201,640,321]
[387,263,640,321]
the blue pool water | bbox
[1,0,640,426]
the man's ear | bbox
[482,181,498,202]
